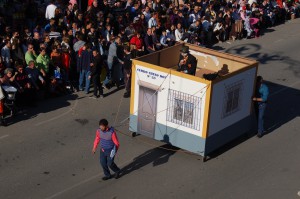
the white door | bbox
[137,86,157,138]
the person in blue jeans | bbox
[92,119,121,181]
[78,43,93,94]
[253,76,269,138]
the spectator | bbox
[73,34,86,53]
[123,45,132,98]
[160,29,170,47]
[143,6,152,22]
[32,32,41,54]
[61,47,71,82]
[51,45,62,68]
[144,28,155,53]
[45,0,57,20]
[0,68,15,85]
[48,76,66,97]
[148,13,158,28]
[36,48,51,77]
[105,37,118,87]
[1,40,12,68]
[25,60,45,90]
[25,44,37,65]
[175,23,184,41]
[130,32,144,57]
[78,43,93,94]
[112,37,124,88]
[89,49,104,99]
[167,24,176,41]
[14,65,36,106]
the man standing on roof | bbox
[92,119,121,180]
[177,46,197,76]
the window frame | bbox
[167,89,202,131]
[222,80,244,118]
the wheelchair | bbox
[1,85,17,126]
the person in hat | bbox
[177,46,197,76]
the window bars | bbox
[222,80,244,118]
[167,89,202,131]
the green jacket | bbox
[36,54,51,74]
[25,51,37,65]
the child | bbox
[61,46,71,82]
[49,76,66,97]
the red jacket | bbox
[130,36,144,50]
[93,127,120,150]
[88,0,94,7]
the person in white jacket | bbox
[45,0,57,20]
[175,23,184,41]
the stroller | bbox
[1,85,18,121]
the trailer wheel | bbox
[130,132,137,137]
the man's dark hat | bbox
[180,46,189,53]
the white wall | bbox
[133,65,208,137]
[208,67,257,136]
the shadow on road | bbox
[120,143,178,177]
[225,43,300,77]
[264,81,300,133]
[208,80,300,160]
[6,94,78,125]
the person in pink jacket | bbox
[92,119,121,180]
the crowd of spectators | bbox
[0,0,299,123]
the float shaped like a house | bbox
[129,43,258,158]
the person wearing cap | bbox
[253,76,269,138]
[177,46,197,76]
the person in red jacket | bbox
[129,32,144,57]
[92,119,121,180]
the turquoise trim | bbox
[129,114,205,156]
[129,114,255,157]
[155,123,206,156]
[129,114,138,133]
[205,114,256,155]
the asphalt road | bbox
[1,19,300,199]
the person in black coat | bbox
[177,46,197,76]
[89,49,104,98]
[123,45,133,98]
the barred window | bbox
[167,89,201,130]
[223,80,244,118]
